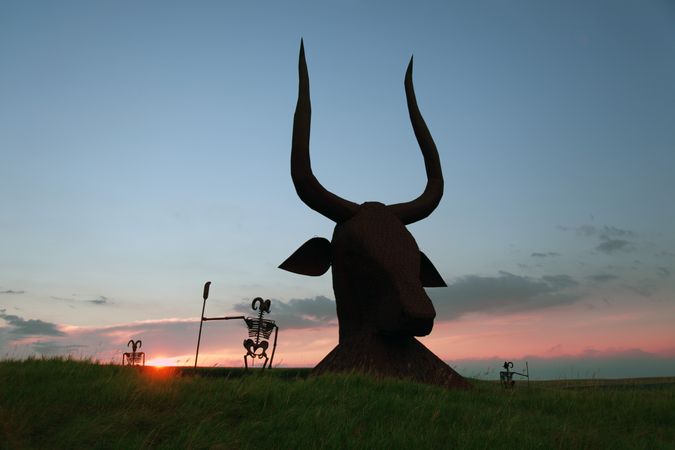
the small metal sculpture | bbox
[241,298,278,369]
[195,281,279,369]
[123,339,145,366]
[500,361,529,388]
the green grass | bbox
[1,358,674,449]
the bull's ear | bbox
[420,251,447,287]
[279,237,332,276]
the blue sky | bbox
[1,0,674,378]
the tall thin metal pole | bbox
[194,281,211,368]
[526,361,530,388]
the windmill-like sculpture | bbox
[123,339,145,366]
[195,282,279,369]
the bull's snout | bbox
[376,288,436,337]
[399,311,434,336]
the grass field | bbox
[1,358,674,449]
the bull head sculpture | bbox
[280,41,447,344]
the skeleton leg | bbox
[267,326,279,369]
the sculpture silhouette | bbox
[500,361,530,388]
[123,339,145,366]
[279,41,469,389]
[194,282,279,369]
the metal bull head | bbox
[279,41,447,342]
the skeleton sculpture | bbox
[279,41,469,388]
[123,339,145,366]
[195,282,279,369]
[241,298,278,369]
[499,361,530,388]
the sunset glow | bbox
[145,357,178,368]
[1,1,674,380]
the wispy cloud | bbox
[622,282,656,298]
[657,267,671,279]
[576,225,636,239]
[0,290,25,295]
[50,294,112,306]
[87,296,110,305]
[431,271,582,320]
[0,310,65,336]
[233,296,337,329]
[531,252,560,258]
[586,274,618,282]
[541,275,578,289]
[560,224,637,254]
[596,239,631,254]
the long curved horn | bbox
[291,40,359,223]
[388,56,444,225]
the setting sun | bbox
[145,356,178,368]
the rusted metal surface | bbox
[276,41,470,389]
[279,40,445,342]
[194,282,278,369]
[123,339,145,366]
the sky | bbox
[1,0,674,379]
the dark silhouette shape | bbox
[194,281,211,367]
[194,282,279,369]
[499,361,529,388]
[123,339,145,366]
[242,298,278,369]
[279,41,469,389]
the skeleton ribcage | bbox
[124,353,143,364]
[244,318,275,340]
